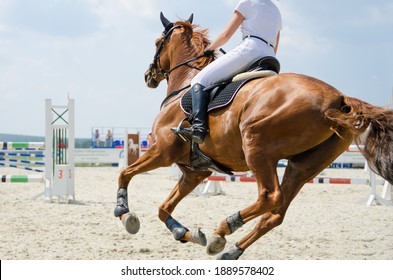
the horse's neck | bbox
[166,64,199,94]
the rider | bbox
[189,0,282,144]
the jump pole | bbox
[0,143,46,180]
[205,174,384,185]
[200,172,391,205]
[1,174,43,183]
[0,142,45,150]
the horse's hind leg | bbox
[207,154,283,256]
[215,131,353,259]
[158,167,212,246]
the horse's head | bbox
[144,12,212,89]
[144,12,193,88]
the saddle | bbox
[173,56,280,175]
[180,56,280,116]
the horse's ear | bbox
[160,12,172,29]
[187,14,194,24]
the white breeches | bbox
[191,37,276,87]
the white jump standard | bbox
[0,99,75,203]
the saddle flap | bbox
[180,80,247,115]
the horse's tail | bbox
[325,95,393,184]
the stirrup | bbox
[171,117,193,142]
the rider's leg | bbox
[190,83,209,144]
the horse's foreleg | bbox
[158,168,211,246]
[114,145,167,234]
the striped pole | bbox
[0,151,44,158]
[0,157,45,166]
[0,142,45,150]
[1,174,43,183]
[207,175,257,183]
[0,162,45,173]
[206,175,385,185]
[0,149,45,173]
[307,177,381,185]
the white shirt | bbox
[235,0,282,47]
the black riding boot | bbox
[191,83,209,144]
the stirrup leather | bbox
[171,117,193,142]
[190,143,233,175]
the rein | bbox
[158,51,207,109]
[165,53,207,77]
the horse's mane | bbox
[174,20,215,68]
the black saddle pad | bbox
[180,79,253,115]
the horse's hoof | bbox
[121,212,140,234]
[216,245,244,260]
[206,234,226,255]
[189,228,207,246]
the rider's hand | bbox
[204,48,214,57]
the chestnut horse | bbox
[114,13,393,259]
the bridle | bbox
[148,23,211,82]
[148,13,214,109]
[149,24,183,80]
